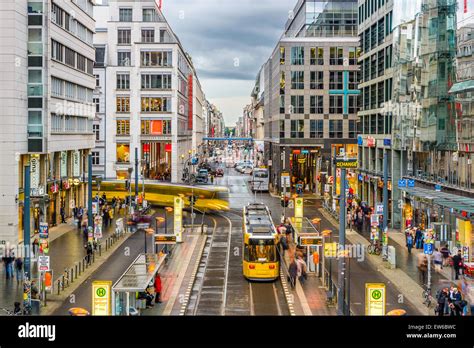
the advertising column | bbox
[174,197,183,243]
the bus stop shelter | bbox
[112,253,166,315]
[290,217,323,275]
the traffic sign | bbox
[295,198,304,218]
[92,281,112,316]
[398,179,407,188]
[155,234,177,245]
[424,242,434,255]
[376,204,384,214]
[39,222,49,239]
[365,283,386,315]
[38,256,50,272]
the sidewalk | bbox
[281,248,336,315]
[0,210,126,313]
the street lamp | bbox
[127,167,133,214]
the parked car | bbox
[216,168,224,177]
[196,169,209,184]
[241,166,253,175]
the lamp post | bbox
[127,167,133,215]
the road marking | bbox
[220,213,233,315]
[249,282,255,316]
[272,283,282,316]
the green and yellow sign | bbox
[295,198,303,218]
[365,283,386,316]
[92,281,112,316]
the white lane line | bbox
[220,214,233,315]
[272,282,282,316]
[249,282,255,316]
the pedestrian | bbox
[406,233,414,254]
[154,273,162,303]
[288,259,298,289]
[77,206,83,230]
[433,248,443,272]
[32,238,39,258]
[14,257,23,283]
[85,242,93,265]
[452,250,464,280]
[449,286,463,316]
[415,227,423,249]
[31,280,39,300]
[436,288,449,316]
[417,253,428,285]
[60,206,66,224]
[296,254,307,285]
[440,244,450,267]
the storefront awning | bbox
[112,253,166,293]
[400,186,474,214]
[449,80,474,94]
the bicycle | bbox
[367,242,382,255]
[422,287,435,309]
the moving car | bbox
[216,168,224,177]
[241,165,253,175]
[196,169,209,184]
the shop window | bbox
[116,143,130,163]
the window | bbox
[280,47,285,65]
[349,71,358,90]
[116,96,130,112]
[310,47,324,65]
[370,84,377,109]
[160,29,171,43]
[329,72,343,90]
[279,95,285,114]
[291,71,304,89]
[86,59,93,75]
[310,120,323,138]
[118,29,131,44]
[280,120,285,138]
[377,114,384,134]
[310,71,324,89]
[330,47,343,65]
[349,120,356,138]
[348,95,359,114]
[95,74,100,87]
[348,47,360,65]
[51,40,63,62]
[116,120,130,135]
[280,71,285,94]
[93,124,100,140]
[119,8,132,22]
[51,77,63,97]
[141,29,155,43]
[92,151,100,165]
[385,45,392,69]
[291,120,304,138]
[65,81,76,99]
[310,96,324,114]
[329,96,343,114]
[290,96,304,114]
[140,51,172,67]
[118,51,131,66]
[141,120,171,135]
[377,50,384,77]
[364,86,370,110]
[371,54,377,79]
[141,73,172,89]
[116,73,130,90]
[371,23,377,49]
[141,97,171,112]
[76,54,86,72]
[93,98,100,113]
[51,3,63,26]
[329,120,343,138]
[142,8,157,22]
[378,18,385,45]
[377,82,384,107]
[291,47,304,65]
[64,47,75,67]
[116,143,130,163]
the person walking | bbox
[436,288,449,316]
[433,248,443,272]
[296,254,307,285]
[288,259,298,289]
[406,233,414,254]
[449,286,463,316]
[415,227,423,249]
[440,245,450,267]
[417,253,428,285]
[32,238,39,259]
[85,242,93,265]
[60,206,66,224]
[14,257,23,283]
[452,250,464,280]
[154,273,162,303]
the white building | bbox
[0,0,96,245]
[92,0,204,183]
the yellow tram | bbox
[93,181,229,211]
[242,203,279,281]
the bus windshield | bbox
[253,171,268,178]
[246,238,276,262]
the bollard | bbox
[92,252,95,263]
[75,264,78,279]
[99,244,102,257]
[71,267,74,283]
[105,239,108,251]
[57,280,61,295]
[61,275,65,291]
[82,258,85,270]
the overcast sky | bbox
[160,0,296,125]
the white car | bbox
[241,165,253,174]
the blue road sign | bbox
[398,179,407,188]
[408,179,415,187]
[435,184,442,192]
[424,243,434,255]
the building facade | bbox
[263,0,360,195]
[0,0,96,245]
[91,0,203,183]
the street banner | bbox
[39,222,49,239]
[92,281,112,316]
[294,197,303,218]
[365,283,386,316]
[370,214,379,226]
[38,255,50,272]
[94,215,103,239]
[376,204,383,214]
[30,155,40,189]
[174,197,183,243]
[92,201,98,215]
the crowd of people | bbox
[436,281,472,316]
[2,252,24,283]
[139,273,162,309]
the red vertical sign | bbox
[188,74,193,130]
[465,0,468,13]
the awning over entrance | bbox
[112,253,166,293]
[400,186,474,214]
[449,79,474,94]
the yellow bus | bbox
[242,203,279,281]
[93,181,229,211]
